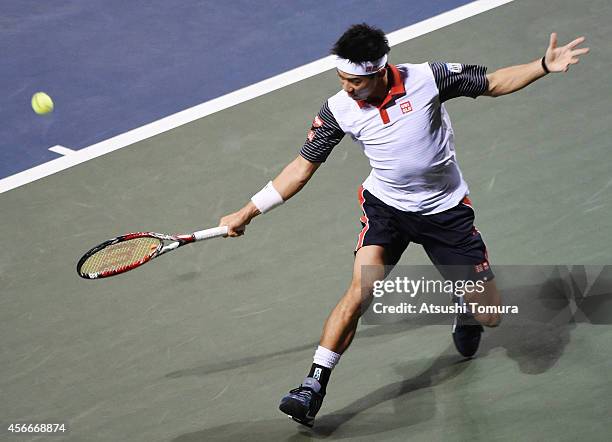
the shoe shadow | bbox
[311,352,470,438]
[170,351,468,442]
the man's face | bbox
[336,69,379,101]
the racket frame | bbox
[77,226,227,279]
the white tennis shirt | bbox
[300,62,488,214]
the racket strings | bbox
[80,237,162,275]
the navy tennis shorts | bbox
[355,186,494,282]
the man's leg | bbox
[279,245,387,427]
[419,197,500,357]
[446,278,501,358]
[320,245,386,353]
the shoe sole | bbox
[279,399,314,427]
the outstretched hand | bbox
[545,32,589,73]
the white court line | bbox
[48,145,77,156]
[0,0,514,194]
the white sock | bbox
[312,345,341,370]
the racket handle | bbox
[193,226,229,241]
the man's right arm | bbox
[273,155,321,201]
[219,155,320,236]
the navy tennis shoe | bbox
[452,313,484,358]
[279,377,324,428]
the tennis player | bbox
[219,24,589,427]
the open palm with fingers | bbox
[545,32,590,73]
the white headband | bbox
[335,54,387,76]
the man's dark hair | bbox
[331,23,390,63]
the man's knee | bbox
[338,282,371,320]
[467,280,502,327]
[475,312,502,328]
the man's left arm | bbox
[485,33,589,97]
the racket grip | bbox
[193,226,229,241]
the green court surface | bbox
[1,0,611,440]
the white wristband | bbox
[251,181,284,213]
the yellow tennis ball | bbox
[31,92,54,115]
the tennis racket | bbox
[77,226,228,279]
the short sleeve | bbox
[429,62,488,102]
[299,101,345,163]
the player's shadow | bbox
[166,267,612,380]
[478,266,612,374]
[478,274,575,374]
[168,267,612,441]
[171,351,470,442]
